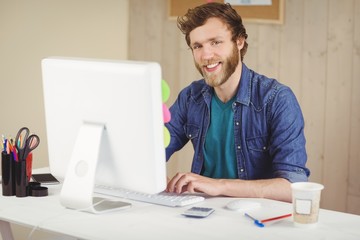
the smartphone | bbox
[31,173,60,185]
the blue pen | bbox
[244,213,265,227]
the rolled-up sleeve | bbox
[269,87,310,182]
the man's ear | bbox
[236,37,245,51]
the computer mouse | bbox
[225,200,261,211]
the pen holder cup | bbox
[1,152,15,196]
[27,181,40,196]
[15,160,28,197]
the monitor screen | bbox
[41,57,166,198]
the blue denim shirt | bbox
[165,63,310,183]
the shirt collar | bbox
[235,63,251,106]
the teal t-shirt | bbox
[201,94,238,179]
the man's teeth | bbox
[206,63,219,69]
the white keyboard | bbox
[94,185,205,207]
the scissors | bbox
[15,127,40,161]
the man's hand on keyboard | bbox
[166,172,223,196]
[166,172,294,202]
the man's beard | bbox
[195,42,240,87]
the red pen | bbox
[245,213,292,227]
[260,213,292,223]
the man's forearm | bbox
[219,178,292,202]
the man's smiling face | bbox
[190,18,242,87]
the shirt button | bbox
[240,168,244,172]
[237,145,241,150]
[188,134,192,138]
[235,122,240,126]
[263,146,266,150]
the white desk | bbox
[0,180,359,240]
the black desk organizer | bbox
[1,151,48,197]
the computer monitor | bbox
[42,57,166,213]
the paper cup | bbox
[291,182,324,227]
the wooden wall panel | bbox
[129,0,360,214]
[129,1,147,60]
[348,0,360,213]
[278,0,304,98]
[301,0,328,186]
[129,0,164,62]
[322,0,354,212]
[243,23,259,70]
[257,25,281,79]
[348,195,360,215]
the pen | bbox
[244,213,264,227]
[245,213,292,227]
[261,213,292,223]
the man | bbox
[165,2,309,202]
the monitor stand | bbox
[60,122,131,214]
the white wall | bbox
[0,0,129,169]
[0,0,129,239]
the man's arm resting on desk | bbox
[166,173,292,202]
